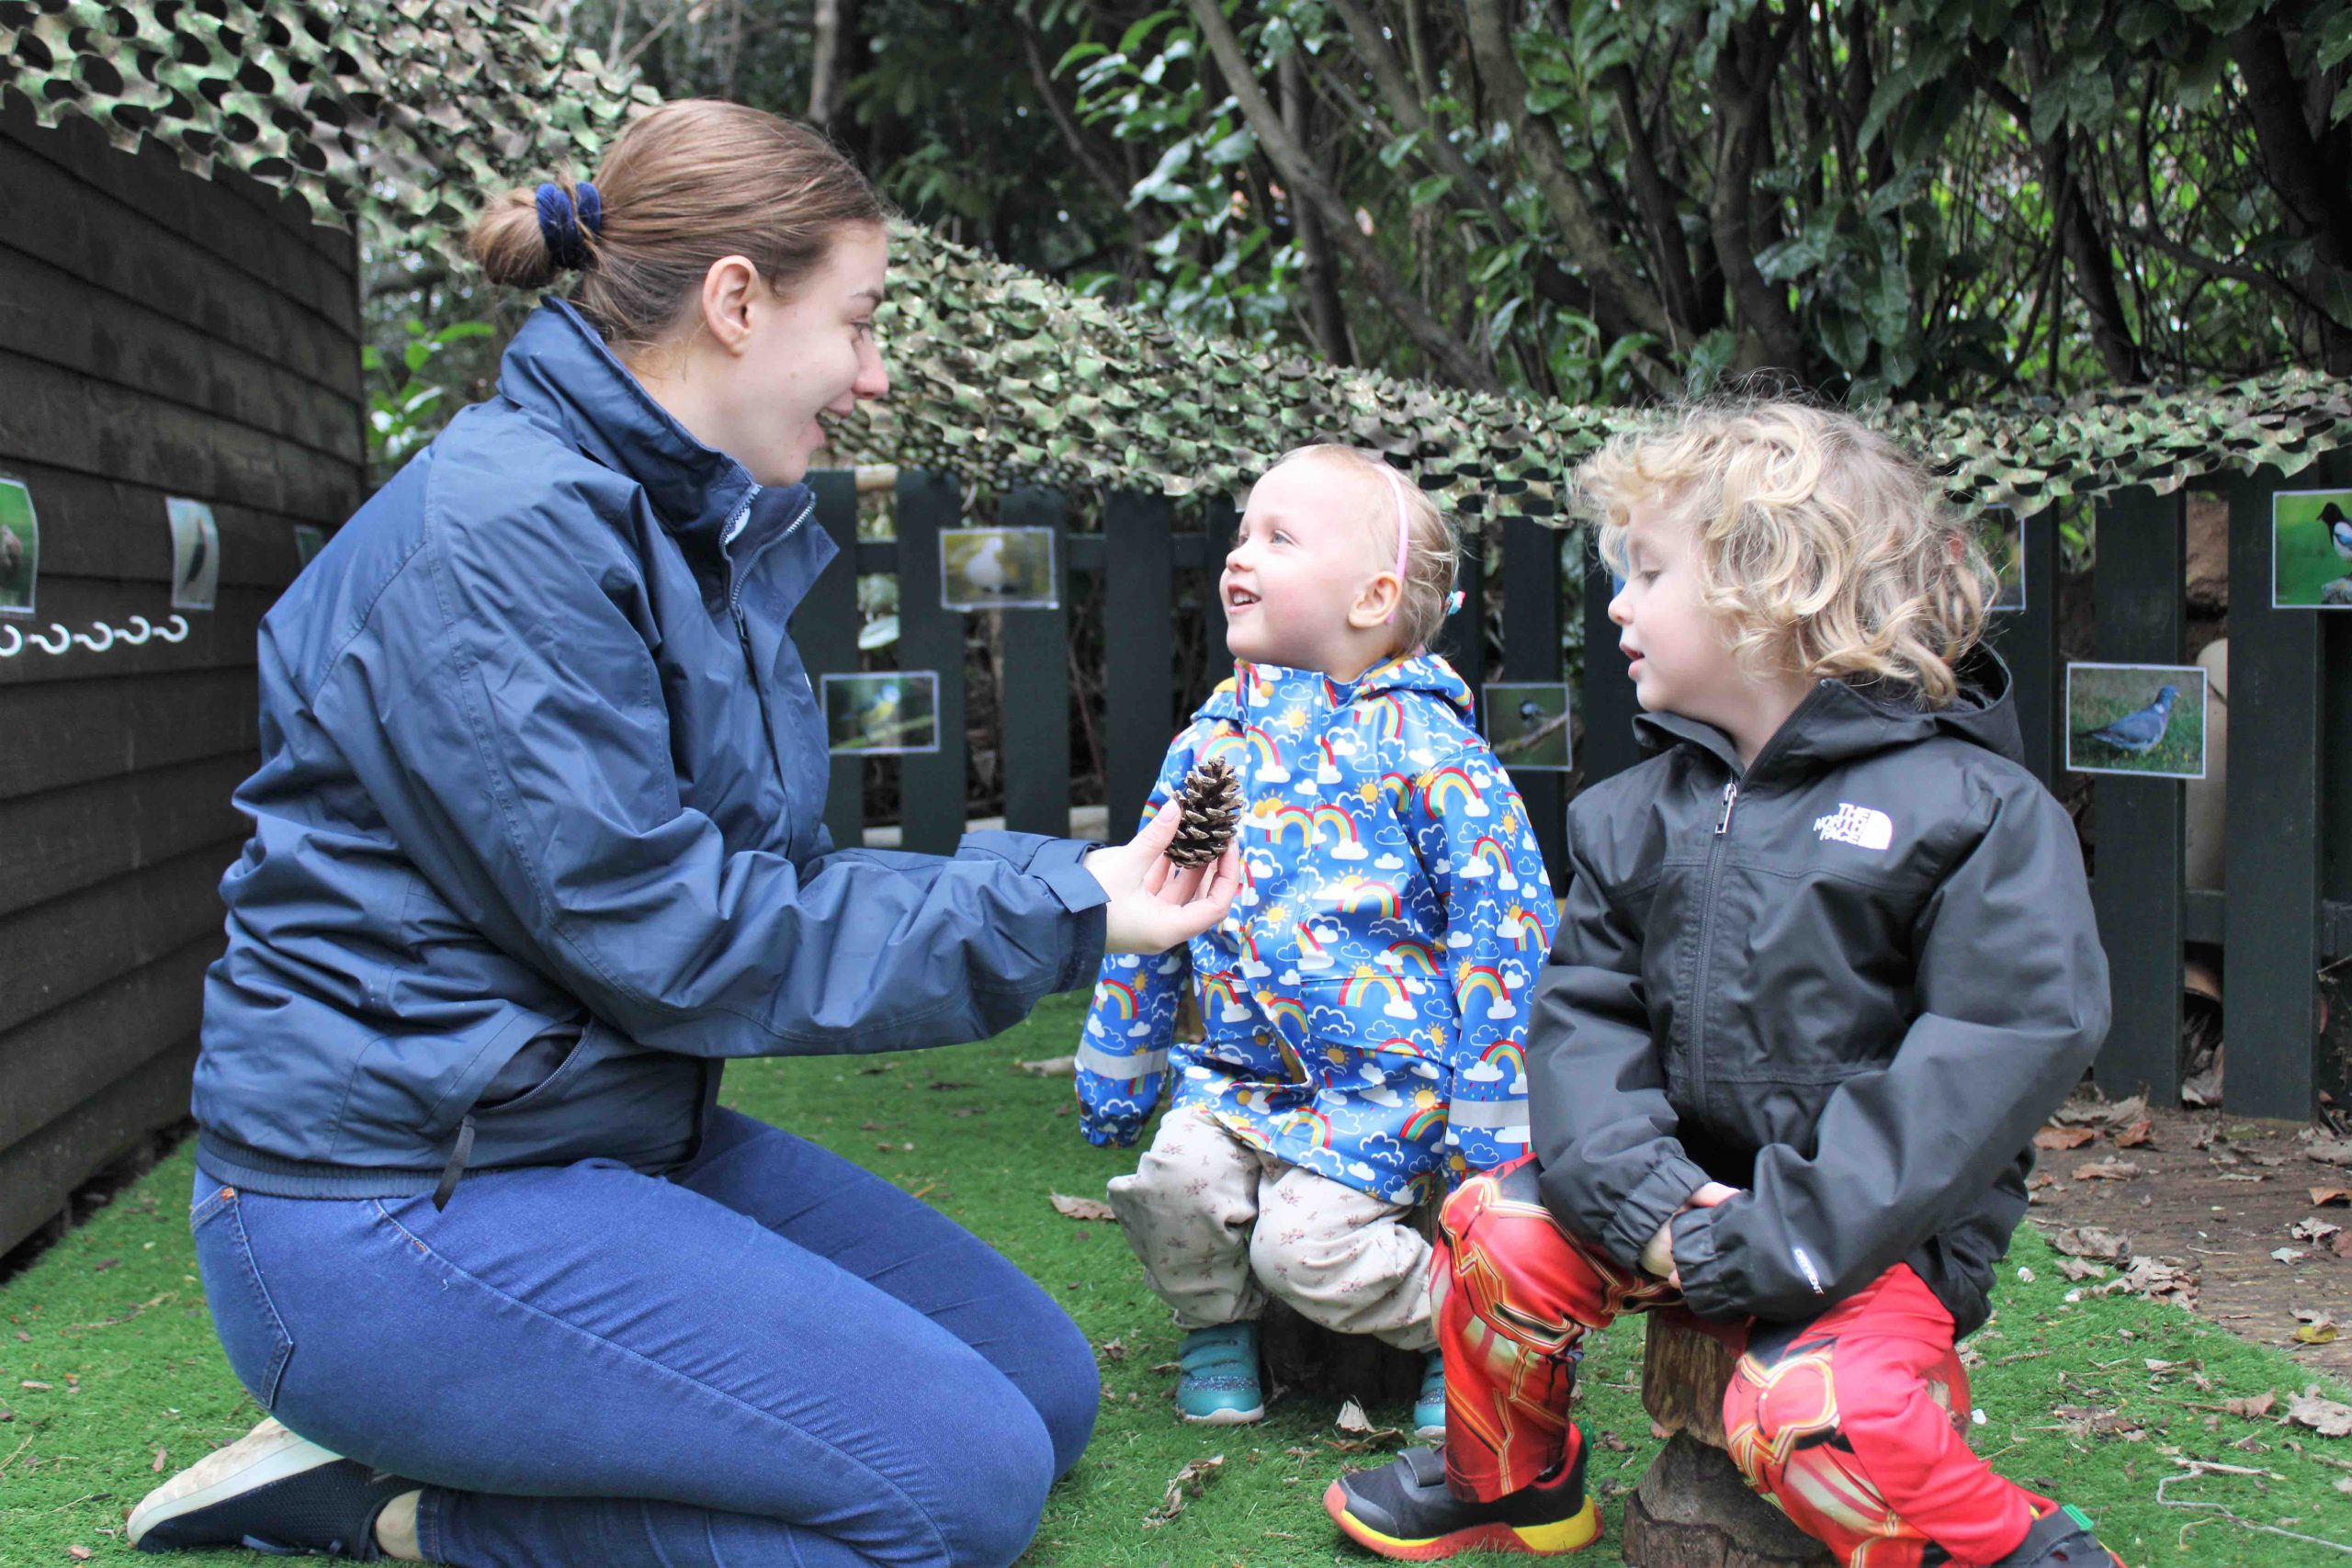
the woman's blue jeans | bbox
[190,1108,1100,1567]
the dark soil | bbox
[2020,1100,2352,1379]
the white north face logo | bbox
[1814,803,1894,851]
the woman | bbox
[128,100,1238,1567]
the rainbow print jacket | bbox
[1077,654,1561,1205]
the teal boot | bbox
[1175,1323,1264,1424]
[1412,1349,1446,1440]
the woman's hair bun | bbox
[468,186,566,291]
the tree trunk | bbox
[1620,1316,1831,1568]
[1279,50,1353,366]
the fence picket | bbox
[893,468,967,855]
[996,486,1072,838]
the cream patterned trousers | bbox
[1106,1105,1437,1350]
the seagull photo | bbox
[2269,491,2352,610]
[940,526,1057,611]
[2065,663,2207,780]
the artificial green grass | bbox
[6,990,2350,1563]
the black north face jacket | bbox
[1532,649,2108,1337]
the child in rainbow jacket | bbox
[1076,445,1559,1436]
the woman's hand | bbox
[1640,1181,1743,1286]
[1085,799,1245,955]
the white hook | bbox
[119,615,153,646]
[74,621,116,653]
[153,615,189,644]
[28,622,71,654]
[0,624,18,657]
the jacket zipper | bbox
[1687,778,1739,1115]
[724,486,814,794]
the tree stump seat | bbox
[1622,1314,1832,1568]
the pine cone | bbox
[1168,758,1242,867]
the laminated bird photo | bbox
[822,670,940,755]
[1480,682,1572,772]
[939,525,1057,611]
[2271,489,2352,609]
[0,474,39,616]
[2065,662,2208,780]
[166,496,220,613]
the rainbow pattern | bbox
[1354,694,1407,739]
[1377,772,1416,807]
[1337,877,1400,918]
[1505,905,1544,949]
[1385,941,1442,976]
[1243,726,1284,771]
[1281,1108,1335,1147]
[1375,1035,1429,1057]
[1262,804,1319,845]
[1419,765,1481,816]
[1339,966,1407,1011]
[1096,978,1138,1019]
[1260,994,1309,1034]
[1400,1103,1447,1141]
[1199,975,1243,1014]
[1456,964,1511,1012]
[1294,921,1331,962]
[1310,804,1360,846]
[1198,730,1249,766]
[1478,1038,1526,1078]
[1469,835,1513,874]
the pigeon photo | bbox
[2065,662,2208,780]
[0,475,39,616]
[1480,682,1572,772]
[167,496,221,613]
[2269,489,2352,610]
[822,670,941,755]
[939,526,1057,611]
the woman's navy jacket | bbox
[193,299,1107,1199]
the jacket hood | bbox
[1634,645,2022,777]
[497,298,808,562]
[1197,653,1478,728]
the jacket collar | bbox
[1634,646,2024,779]
[496,298,812,562]
[1200,653,1477,726]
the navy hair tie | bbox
[534,180,603,270]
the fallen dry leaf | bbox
[2306,1137,2352,1166]
[151,1448,166,1473]
[1328,1399,1409,1450]
[1049,1192,1115,1222]
[1145,1454,1225,1525]
[2055,1258,2108,1281]
[2312,1187,2351,1207]
[2098,1256,2199,1305]
[2074,1159,2143,1181]
[1017,1055,1078,1076]
[2289,1218,2343,1244]
[2114,1120,2154,1148]
[2035,1124,2098,1151]
[2224,1393,2277,1419]
[69,1550,91,1562]
[2048,1224,2133,1261]
[2273,1247,2309,1264]
[2286,1387,2352,1438]
[1097,1337,1126,1363]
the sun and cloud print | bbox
[1077,654,1560,1206]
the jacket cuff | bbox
[1668,1205,1741,1320]
[1025,835,1112,914]
[1599,1150,1711,1270]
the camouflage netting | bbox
[7,1,2348,521]
[0,0,655,245]
[864,223,2352,521]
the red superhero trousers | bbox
[1435,1159,2054,1567]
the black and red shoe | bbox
[1986,1503,2129,1567]
[1325,1443,1600,1560]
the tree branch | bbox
[1013,13,1134,212]
[1279,48,1353,366]
[1182,0,1501,389]
[1458,0,1677,344]
[1704,6,1806,374]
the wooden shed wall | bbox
[0,102,366,1255]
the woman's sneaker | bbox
[1412,1350,1446,1440]
[1175,1322,1264,1423]
[1326,1443,1600,1560]
[128,1416,416,1558]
